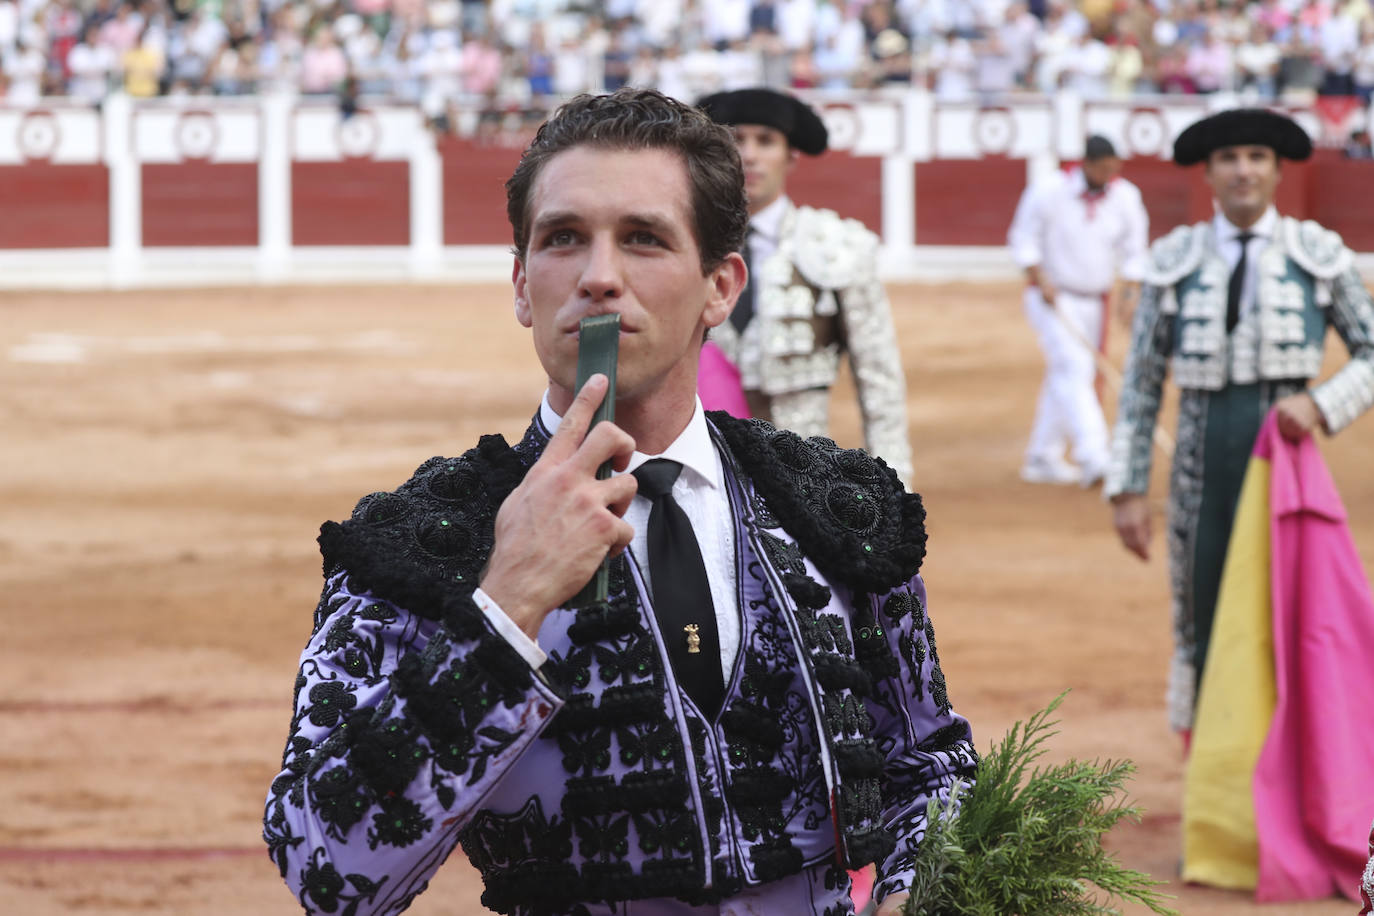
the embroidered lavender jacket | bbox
[263,413,977,915]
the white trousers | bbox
[1023,286,1109,469]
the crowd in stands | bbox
[2,0,1373,118]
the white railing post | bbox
[104,92,140,286]
[258,90,292,280]
[409,113,442,277]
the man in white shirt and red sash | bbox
[1008,134,1150,487]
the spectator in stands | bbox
[209,22,256,96]
[0,0,16,55]
[1107,26,1146,97]
[878,29,913,84]
[1187,26,1234,93]
[98,1,140,56]
[600,23,632,91]
[3,34,44,104]
[1062,30,1113,97]
[459,31,502,102]
[811,24,861,89]
[46,0,85,82]
[1344,127,1374,159]
[4,0,1369,104]
[1001,1,1042,86]
[1355,20,1374,104]
[655,42,691,100]
[703,0,751,49]
[123,23,166,97]
[300,26,347,95]
[66,22,113,104]
[718,35,765,88]
[975,28,1019,96]
[1277,32,1323,98]
[525,22,554,99]
[1157,44,1198,93]
[929,28,977,98]
[1236,22,1281,99]
[775,0,815,54]
[419,28,461,119]
[1317,3,1359,96]
[636,0,683,50]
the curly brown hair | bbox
[506,88,748,273]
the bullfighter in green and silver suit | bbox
[1105,109,1374,731]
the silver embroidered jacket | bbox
[711,201,913,486]
[1105,217,1374,497]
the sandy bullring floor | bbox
[1,281,1368,915]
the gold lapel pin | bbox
[683,624,701,654]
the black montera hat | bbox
[1172,108,1313,166]
[697,88,829,156]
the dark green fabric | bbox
[1190,382,1270,683]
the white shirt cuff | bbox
[472,587,547,670]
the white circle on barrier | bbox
[18,111,59,161]
[974,108,1014,155]
[1125,109,1165,157]
[337,111,380,159]
[821,106,860,152]
[176,111,219,160]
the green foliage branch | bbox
[902,693,1178,916]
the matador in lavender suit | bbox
[696,88,913,488]
[1106,109,1374,732]
[263,89,976,916]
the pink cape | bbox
[1253,411,1374,901]
[698,341,750,418]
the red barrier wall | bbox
[142,163,258,247]
[439,137,522,246]
[0,164,108,248]
[912,158,1028,245]
[791,151,883,236]
[292,162,409,246]
[1305,154,1374,252]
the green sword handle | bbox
[571,313,620,606]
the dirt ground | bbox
[2,281,1369,916]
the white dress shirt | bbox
[1213,205,1278,320]
[747,194,789,269]
[1007,167,1150,294]
[475,394,742,683]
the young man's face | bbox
[513,145,739,412]
[733,123,796,215]
[1204,144,1280,226]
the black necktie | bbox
[1226,231,1255,333]
[730,228,755,334]
[632,459,725,716]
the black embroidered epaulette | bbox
[318,413,927,625]
[709,412,926,592]
[316,432,533,634]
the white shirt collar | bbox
[538,392,721,490]
[1214,205,1278,243]
[750,194,790,244]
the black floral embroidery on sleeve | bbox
[368,796,433,850]
[297,846,387,915]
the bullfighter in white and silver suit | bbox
[1105,109,1374,731]
[697,88,914,488]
